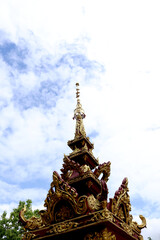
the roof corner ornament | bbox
[73,83,86,138]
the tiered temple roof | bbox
[20,83,146,240]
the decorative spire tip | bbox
[73,82,86,138]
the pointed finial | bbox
[73,83,86,138]
[76,82,80,99]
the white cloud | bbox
[0,180,47,210]
[0,0,160,239]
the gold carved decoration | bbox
[72,145,80,154]
[111,178,131,224]
[48,221,78,234]
[22,232,36,240]
[120,214,146,238]
[19,206,43,230]
[87,194,101,211]
[44,171,88,223]
[84,228,116,240]
[110,178,146,237]
[20,171,88,231]
[94,161,111,182]
[137,215,147,229]
[91,208,113,222]
[61,155,83,181]
[131,215,146,235]
[54,204,75,222]
[82,141,88,151]
[81,164,91,173]
[73,83,86,138]
[120,222,133,235]
[61,155,92,182]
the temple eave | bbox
[22,209,143,240]
[68,173,101,196]
[69,150,99,169]
[67,136,94,150]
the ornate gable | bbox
[109,178,132,224]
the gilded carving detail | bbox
[120,222,133,235]
[94,161,111,182]
[137,215,147,229]
[81,164,91,173]
[22,232,36,240]
[75,114,86,138]
[82,142,88,151]
[84,228,116,240]
[21,172,88,231]
[72,145,80,154]
[44,171,88,223]
[73,83,86,138]
[48,221,78,234]
[54,205,74,222]
[110,178,146,236]
[91,209,113,222]
[111,178,132,224]
[131,215,146,233]
[61,155,83,181]
[87,194,101,211]
[19,206,44,230]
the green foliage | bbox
[148,238,152,240]
[0,200,40,240]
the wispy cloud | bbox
[0,1,160,239]
[0,32,104,220]
[0,180,46,203]
[0,41,28,71]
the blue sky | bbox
[0,1,160,239]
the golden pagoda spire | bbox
[73,83,86,138]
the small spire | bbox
[73,83,86,138]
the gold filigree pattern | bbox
[91,209,113,222]
[110,179,146,237]
[111,178,132,224]
[94,161,111,182]
[121,222,133,236]
[61,155,83,181]
[22,232,36,240]
[20,172,88,231]
[77,195,88,214]
[48,221,78,234]
[54,205,74,222]
[44,171,88,223]
[84,228,116,240]
[19,206,43,230]
[87,195,101,211]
